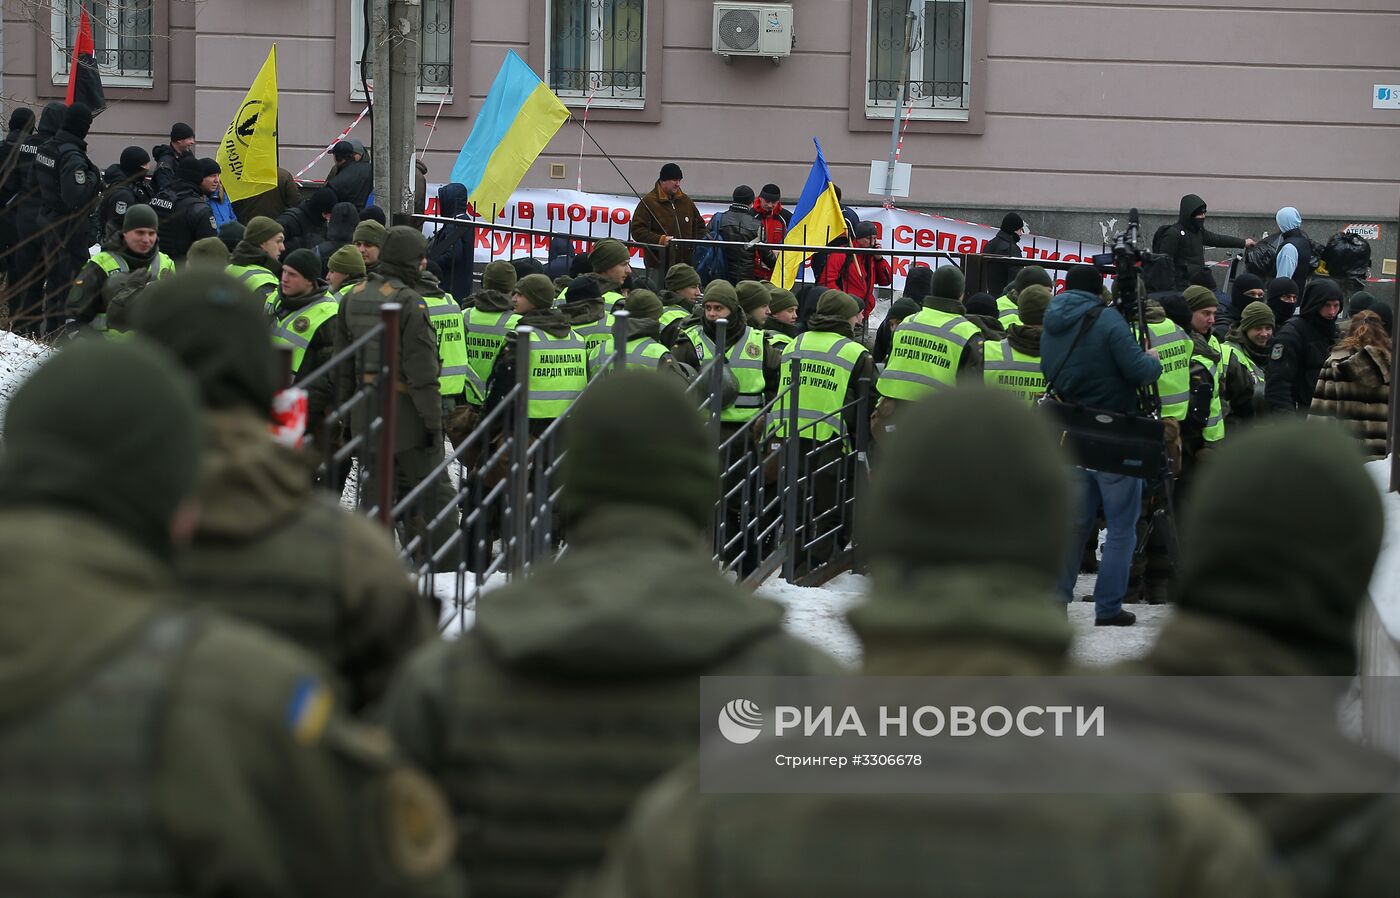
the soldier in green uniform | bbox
[354,218,387,276]
[382,371,841,898]
[619,289,679,372]
[762,285,802,351]
[64,203,176,336]
[670,279,781,429]
[1123,419,1400,898]
[1182,285,1226,478]
[585,288,679,377]
[186,235,230,270]
[873,264,984,442]
[269,248,339,429]
[560,239,627,351]
[134,269,436,713]
[735,280,770,328]
[327,244,367,298]
[418,264,472,431]
[769,289,875,568]
[658,262,702,346]
[484,272,587,435]
[446,262,523,446]
[572,389,1280,898]
[994,263,1053,327]
[981,283,1050,403]
[1219,301,1273,434]
[225,215,284,309]
[332,225,457,570]
[0,339,462,897]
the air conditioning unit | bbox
[713,3,794,60]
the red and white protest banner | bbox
[421,187,1106,291]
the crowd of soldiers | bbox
[2,122,1400,893]
[0,262,1396,894]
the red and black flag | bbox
[64,7,106,112]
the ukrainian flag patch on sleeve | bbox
[285,675,335,745]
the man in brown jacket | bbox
[630,162,704,287]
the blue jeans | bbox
[1057,468,1143,620]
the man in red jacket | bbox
[752,183,788,281]
[818,221,892,316]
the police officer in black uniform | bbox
[0,107,36,289]
[5,102,65,335]
[97,146,153,244]
[34,102,101,335]
[152,155,217,266]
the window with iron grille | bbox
[867,0,970,120]
[51,0,154,88]
[349,0,455,101]
[547,0,646,109]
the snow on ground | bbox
[1366,458,1400,640]
[424,567,1167,667]
[759,571,1168,668]
[0,331,51,426]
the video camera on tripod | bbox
[1091,208,1160,318]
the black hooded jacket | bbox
[1157,194,1247,290]
[426,183,477,300]
[15,103,65,227]
[982,227,1021,297]
[97,166,155,244]
[149,142,192,194]
[1265,279,1340,413]
[314,202,360,261]
[325,158,373,208]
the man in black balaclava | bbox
[1157,194,1256,290]
[1264,278,1341,413]
[983,211,1027,297]
[33,103,102,334]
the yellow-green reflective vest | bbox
[421,292,473,400]
[524,329,588,419]
[982,338,1046,403]
[771,331,867,444]
[659,307,688,329]
[555,287,623,309]
[1146,320,1192,421]
[766,330,796,353]
[625,336,670,370]
[572,312,617,359]
[464,308,519,405]
[996,294,1021,326]
[877,307,981,400]
[226,263,280,311]
[1221,340,1265,394]
[1194,334,1225,443]
[269,298,340,373]
[90,250,175,333]
[684,324,768,423]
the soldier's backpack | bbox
[691,212,728,285]
[102,265,158,333]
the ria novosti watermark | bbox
[700,675,1400,795]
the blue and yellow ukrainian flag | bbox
[450,50,569,219]
[772,139,848,290]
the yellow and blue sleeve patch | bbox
[285,676,335,745]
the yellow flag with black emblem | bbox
[216,45,279,201]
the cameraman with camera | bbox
[1042,265,1162,627]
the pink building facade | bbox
[3,0,1398,245]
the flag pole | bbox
[568,115,647,203]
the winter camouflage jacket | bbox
[380,507,844,898]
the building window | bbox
[546,0,646,109]
[867,0,970,120]
[349,0,455,101]
[51,0,154,89]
